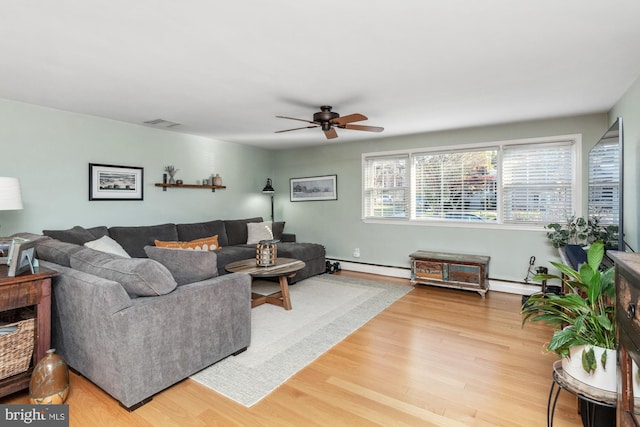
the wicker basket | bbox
[0,316,35,380]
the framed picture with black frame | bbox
[89,163,144,201]
[290,174,337,202]
[7,238,36,277]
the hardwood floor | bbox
[2,271,581,426]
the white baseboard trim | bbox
[328,259,542,296]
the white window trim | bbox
[362,134,582,230]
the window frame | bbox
[362,134,582,230]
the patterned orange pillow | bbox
[155,235,220,251]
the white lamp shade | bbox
[0,177,24,210]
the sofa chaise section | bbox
[46,259,251,409]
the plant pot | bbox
[561,345,616,392]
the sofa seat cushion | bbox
[70,248,177,297]
[108,223,178,258]
[274,242,325,261]
[43,225,109,245]
[144,246,219,286]
[214,246,258,277]
[176,220,229,247]
[35,238,84,267]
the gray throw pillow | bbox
[70,248,177,298]
[43,225,96,245]
[144,246,218,286]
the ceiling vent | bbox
[144,118,182,128]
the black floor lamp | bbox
[262,178,275,221]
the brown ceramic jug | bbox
[29,349,70,404]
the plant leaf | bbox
[587,241,604,271]
[582,347,597,374]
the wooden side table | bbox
[0,265,56,398]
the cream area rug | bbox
[190,273,411,407]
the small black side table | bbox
[548,360,616,427]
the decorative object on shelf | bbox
[175,180,183,185]
[203,178,210,186]
[544,215,618,249]
[164,165,179,185]
[213,174,222,186]
[29,349,70,404]
[290,174,337,202]
[262,178,275,221]
[521,241,616,391]
[89,164,144,201]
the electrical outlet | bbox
[353,248,360,258]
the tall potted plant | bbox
[521,241,616,390]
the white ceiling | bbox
[1,1,640,150]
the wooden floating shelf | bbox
[155,183,226,192]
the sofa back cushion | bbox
[35,238,84,267]
[176,220,229,247]
[70,248,177,297]
[108,223,178,258]
[144,246,218,286]
[43,225,109,245]
[224,217,262,246]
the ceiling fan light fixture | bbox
[276,106,383,140]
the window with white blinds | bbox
[363,155,409,218]
[363,135,578,225]
[588,139,620,224]
[502,141,575,224]
[413,149,497,221]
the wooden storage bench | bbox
[409,250,490,298]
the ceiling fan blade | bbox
[331,113,368,126]
[276,115,318,125]
[341,124,384,133]
[275,125,319,133]
[324,128,338,139]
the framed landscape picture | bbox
[89,163,144,201]
[290,174,337,202]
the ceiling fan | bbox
[275,105,384,139]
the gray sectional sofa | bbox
[17,217,325,410]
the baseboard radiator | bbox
[326,258,541,296]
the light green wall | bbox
[611,75,640,252]
[273,114,609,282]
[0,99,273,235]
[0,95,628,283]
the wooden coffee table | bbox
[225,257,305,310]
